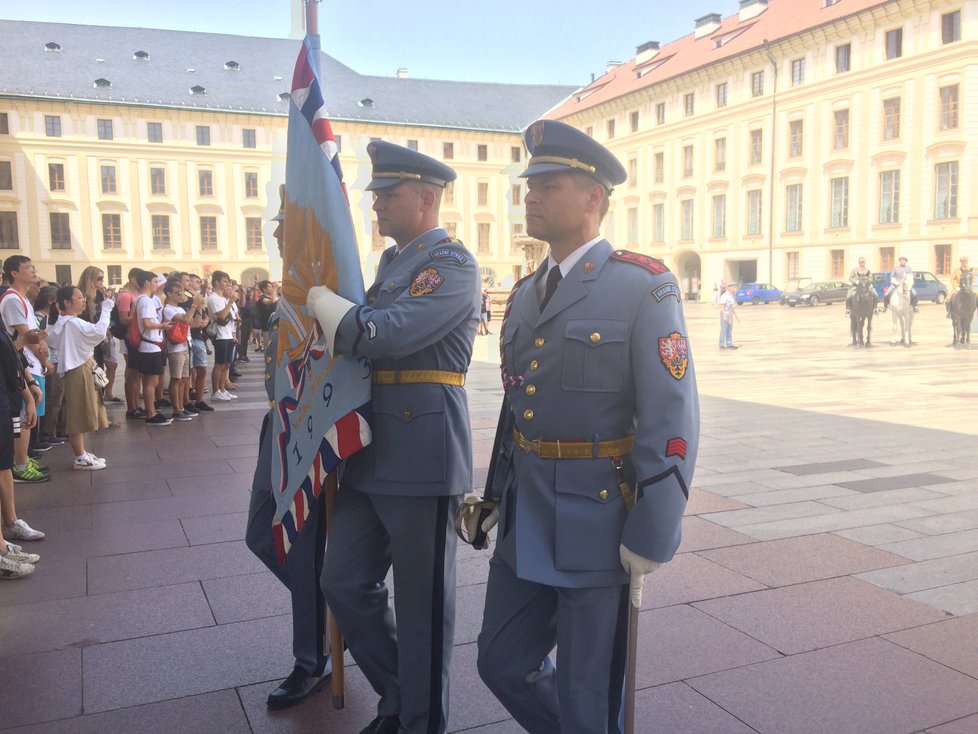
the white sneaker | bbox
[2,545,39,564]
[0,552,34,579]
[85,452,107,466]
[225,391,238,400]
[4,519,45,541]
[74,454,107,471]
[212,391,231,402]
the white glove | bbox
[306,285,355,356]
[619,544,661,609]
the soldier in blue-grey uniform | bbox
[470,120,699,734]
[244,188,333,710]
[306,140,480,734]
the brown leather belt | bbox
[372,369,465,387]
[513,427,635,459]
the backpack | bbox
[125,299,142,351]
[108,303,127,340]
[165,320,189,345]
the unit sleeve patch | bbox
[658,331,689,380]
[652,282,681,303]
[410,268,445,296]
[429,248,468,265]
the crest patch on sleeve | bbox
[652,282,681,302]
[430,248,468,265]
[658,331,689,380]
[410,268,445,296]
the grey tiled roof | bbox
[0,20,573,133]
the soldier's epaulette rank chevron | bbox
[610,250,669,276]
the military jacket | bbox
[334,227,480,497]
[489,240,699,588]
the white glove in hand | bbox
[306,285,355,356]
[619,544,661,608]
[306,285,335,308]
[480,505,499,535]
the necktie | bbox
[540,266,563,310]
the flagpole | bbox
[302,0,345,709]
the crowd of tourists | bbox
[0,255,279,579]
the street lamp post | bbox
[763,39,778,285]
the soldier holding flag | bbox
[307,141,480,734]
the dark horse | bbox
[849,275,878,347]
[949,269,977,349]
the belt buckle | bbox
[520,435,542,455]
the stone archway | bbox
[673,251,702,301]
[240,267,270,287]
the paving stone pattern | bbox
[2,302,977,732]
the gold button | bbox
[590,332,601,344]
[525,384,536,396]
[598,489,609,500]
[523,409,534,421]
[529,360,539,371]
[534,337,545,348]
[403,410,412,421]
[266,356,272,364]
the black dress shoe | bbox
[266,659,332,710]
[360,715,401,734]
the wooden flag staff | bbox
[302,0,346,711]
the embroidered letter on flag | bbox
[270,32,372,563]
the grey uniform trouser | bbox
[477,554,629,734]
[244,413,328,676]
[324,487,461,734]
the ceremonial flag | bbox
[271,31,372,562]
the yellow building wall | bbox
[558,0,976,296]
[0,98,527,288]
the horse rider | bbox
[844,256,872,316]
[883,256,918,312]
[947,255,975,318]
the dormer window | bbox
[45,42,62,52]
[278,92,291,102]
[359,98,375,108]
[94,78,111,89]
[133,50,150,60]
[224,60,240,71]
[190,85,206,95]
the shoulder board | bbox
[610,250,669,276]
[429,246,468,265]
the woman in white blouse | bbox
[45,286,112,470]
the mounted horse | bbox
[849,275,877,347]
[948,269,977,349]
[889,275,914,347]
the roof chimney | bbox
[695,13,722,40]
[635,41,660,65]
[290,0,305,39]
[739,0,769,22]
[606,60,622,73]
[396,67,408,79]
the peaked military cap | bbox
[271,183,285,222]
[519,119,627,190]
[365,140,457,191]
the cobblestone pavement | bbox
[2,299,977,734]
